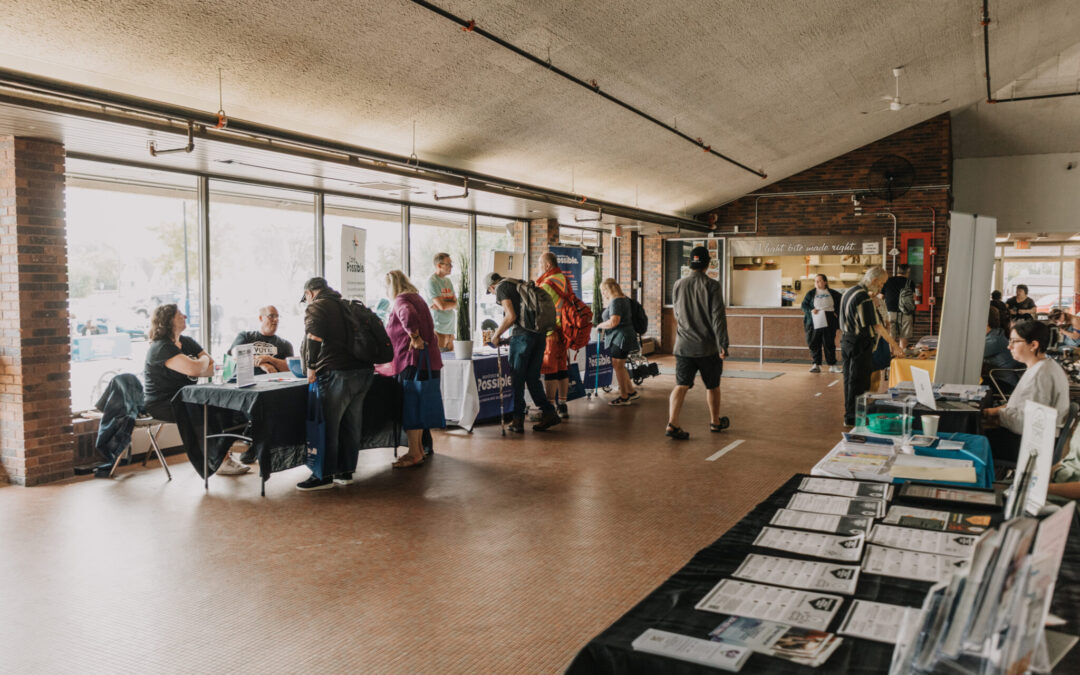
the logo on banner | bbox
[477,373,513,392]
[588,352,611,368]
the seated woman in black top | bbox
[1006,284,1036,324]
[143,303,214,422]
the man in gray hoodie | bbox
[666,246,729,440]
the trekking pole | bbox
[594,330,601,395]
[495,340,506,436]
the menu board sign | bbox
[729,235,883,257]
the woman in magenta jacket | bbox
[383,270,443,468]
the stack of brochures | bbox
[888,455,976,484]
[708,617,843,667]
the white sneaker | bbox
[217,454,251,476]
[829,365,843,374]
[808,365,821,373]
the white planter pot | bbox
[453,340,474,360]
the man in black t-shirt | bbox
[484,272,559,433]
[227,305,294,374]
[1006,285,1036,324]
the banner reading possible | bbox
[549,245,583,297]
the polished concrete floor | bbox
[0,359,848,674]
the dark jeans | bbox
[509,331,554,417]
[841,334,874,425]
[146,399,177,423]
[318,368,374,475]
[807,327,837,366]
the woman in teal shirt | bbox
[596,278,640,405]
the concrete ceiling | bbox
[1,0,1080,217]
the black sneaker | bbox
[626,391,640,401]
[532,409,562,431]
[507,417,525,434]
[239,447,258,464]
[557,403,569,419]
[296,474,335,491]
[332,472,355,486]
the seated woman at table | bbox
[983,306,1023,395]
[983,320,1071,463]
[595,278,639,405]
[383,270,443,469]
[143,304,249,476]
[1049,308,1080,348]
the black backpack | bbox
[504,279,557,334]
[628,298,648,335]
[339,299,393,365]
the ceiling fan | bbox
[861,66,949,114]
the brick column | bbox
[527,218,560,280]
[642,236,662,341]
[0,136,73,486]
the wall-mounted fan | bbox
[861,66,949,114]
[866,154,915,203]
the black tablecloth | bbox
[173,374,403,481]
[869,393,991,436]
[566,474,1080,674]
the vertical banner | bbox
[341,225,367,300]
[549,245,583,297]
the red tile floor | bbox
[0,358,848,673]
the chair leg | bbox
[108,443,132,478]
[147,423,172,481]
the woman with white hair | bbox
[838,266,902,426]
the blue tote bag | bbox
[305,381,329,479]
[402,349,446,431]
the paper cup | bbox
[921,415,940,437]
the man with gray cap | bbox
[839,266,902,426]
[484,271,561,433]
[296,277,374,490]
[666,245,729,440]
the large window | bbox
[207,182,315,357]
[994,243,1080,316]
[66,179,199,410]
[409,208,468,332]
[476,216,517,333]
[324,196,403,312]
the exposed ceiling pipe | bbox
[876,211,899,275]
[148,120,194,156]
[981,0,1080,103]
[408,0,766,179]
[433,177,468,201]
[0,67,713,232]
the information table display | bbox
[440,341,612,429]
[564,474,1080,674]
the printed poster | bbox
[341,224,367,300]
[548,245,583,297]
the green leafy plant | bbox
[455,253,471,341]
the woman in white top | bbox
[983,320,1071,462]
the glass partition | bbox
[207,181,315,357]
[324,196,403,310]
[409,208,468,333]
[66,179,199,410]
[476,216,517,332]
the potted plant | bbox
[453,254,473,360]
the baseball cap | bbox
[482,272,502,293]
[300,276,329,302]
[688,246,710,270]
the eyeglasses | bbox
[264,314,280,319]
[1007,338,1027,345]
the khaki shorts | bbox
[888,312,913,340]
[435,332,454,351]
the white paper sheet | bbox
[770,509,873,536]
[233,344,255,388]
[911,366,936,410]
[812,308,828,329]
[838,599,911,644]
[733,554,860,595]
[868,524,978,558]
[861,544,969,583]
[1008,400,1058,516]
[753,527,865,561]
[786,492,884,518]
[695,579,844,631]
[632,629,750,671]
[799,477,891,500]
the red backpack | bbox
[541,273,593,351]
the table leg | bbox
[261,476,266,498]
[203,403,208,492]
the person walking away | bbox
[483,272,561,433]
[297,277,375,490]
[595,279,639,405]
[983,320,1071,463]
[839,267,902,427]
[384,270,442,468]
[424,252,457,351]
[1006,284,1036,324]
[800,274,842,373]
[666,246,729,440]
[881,264,916,350]
[536,252,571,419]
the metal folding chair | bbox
[988,367,1025,405]
[83,411,172,480]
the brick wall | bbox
[527,218,560,279]
[624,114,952,352]
[0,136,74,486]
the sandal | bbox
[665,425,690,440]
[710,417,730,433]
[392,454,425,469]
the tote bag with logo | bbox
[402,349,446,431]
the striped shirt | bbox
[839,284,878,338]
